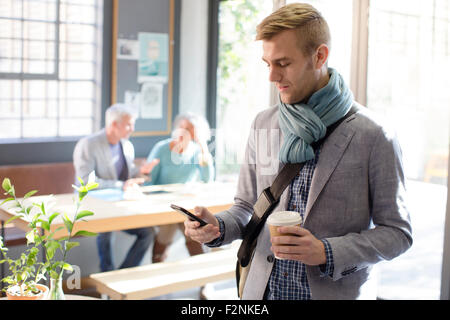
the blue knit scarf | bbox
[278,68,353,163]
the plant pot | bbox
[6,284,49,300]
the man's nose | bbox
[268,66,281,83]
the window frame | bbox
[0,0,112,164]
[0,0,103,142]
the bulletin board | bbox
[111,0,174,136]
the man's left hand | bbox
[270,226,326,265]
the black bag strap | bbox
[237,105,358,267]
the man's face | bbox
[262,29,318,104]
[113,115,135,140]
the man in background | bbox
[73,103,158,272]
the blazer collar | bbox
[304,116,357,220]
[99,129,119,180]
[276,114,357,221]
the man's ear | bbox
[314,44,329,69]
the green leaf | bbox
[5,214,23,225]
[73,230,97,237]
[45,241,60,260]
[0,197,15,206]
[46,226,65,241]
[75,210,94,221]
[23,190,38,199]
[62,263,73,272]
[2,178,11,192]
[50,270,59,279]
[78,190,88,201]
[63,214,73,233]
[40,220,50,232]
[48,212,61,225]
[65,241,79,252]
[25,230,36,244]
[40,202,46,216]
[86,182,99,191]
[77,176,85,186]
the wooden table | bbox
[0,181,237,238]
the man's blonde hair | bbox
[256,3,330,56]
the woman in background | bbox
[145,112,214,264]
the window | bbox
[0,0,103,140]
[214,0,273,181]
[367,0,449,300]
[286,0,353,84]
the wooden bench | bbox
[89,245,239,300]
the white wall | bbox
[178,0,209,118]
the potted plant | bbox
[0,238,47,300]
[0,177,98,300]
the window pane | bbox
[0,58,21,73]
[22,118,57,137]
[0,80,21,99]
[60,24,96,43]
[24,80,57,99]
[286,0,353,84]
[60,43,95,61]
[60,81,94,99]
[0,0,22,19]
[367,0,449,300]
[0,119,21,138]
[216,0,273,179]
[0,38,22,58]
[23,21,56,41]
[59,118,92,136]
[60,3,96,24]
[0,99,20,117]
[0,18,21,38]
[22,59,54,74]
[61,0,96,5]
[23,99,48,118]
[23,40,55,60]
[59,61,95,79]
[23,0,57,21]
[61,100,94,117]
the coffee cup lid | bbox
[267,211,302,226]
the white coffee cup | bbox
[267,211,302,259]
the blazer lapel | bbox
[100,131,118,180]
[304,122,356,220]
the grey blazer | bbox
[73,129,139,189]
[214,103,413,300]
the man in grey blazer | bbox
[73,103,158,272]
[184,3,412,299]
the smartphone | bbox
[170,204,207,227]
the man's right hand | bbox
[184,206,221,244]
